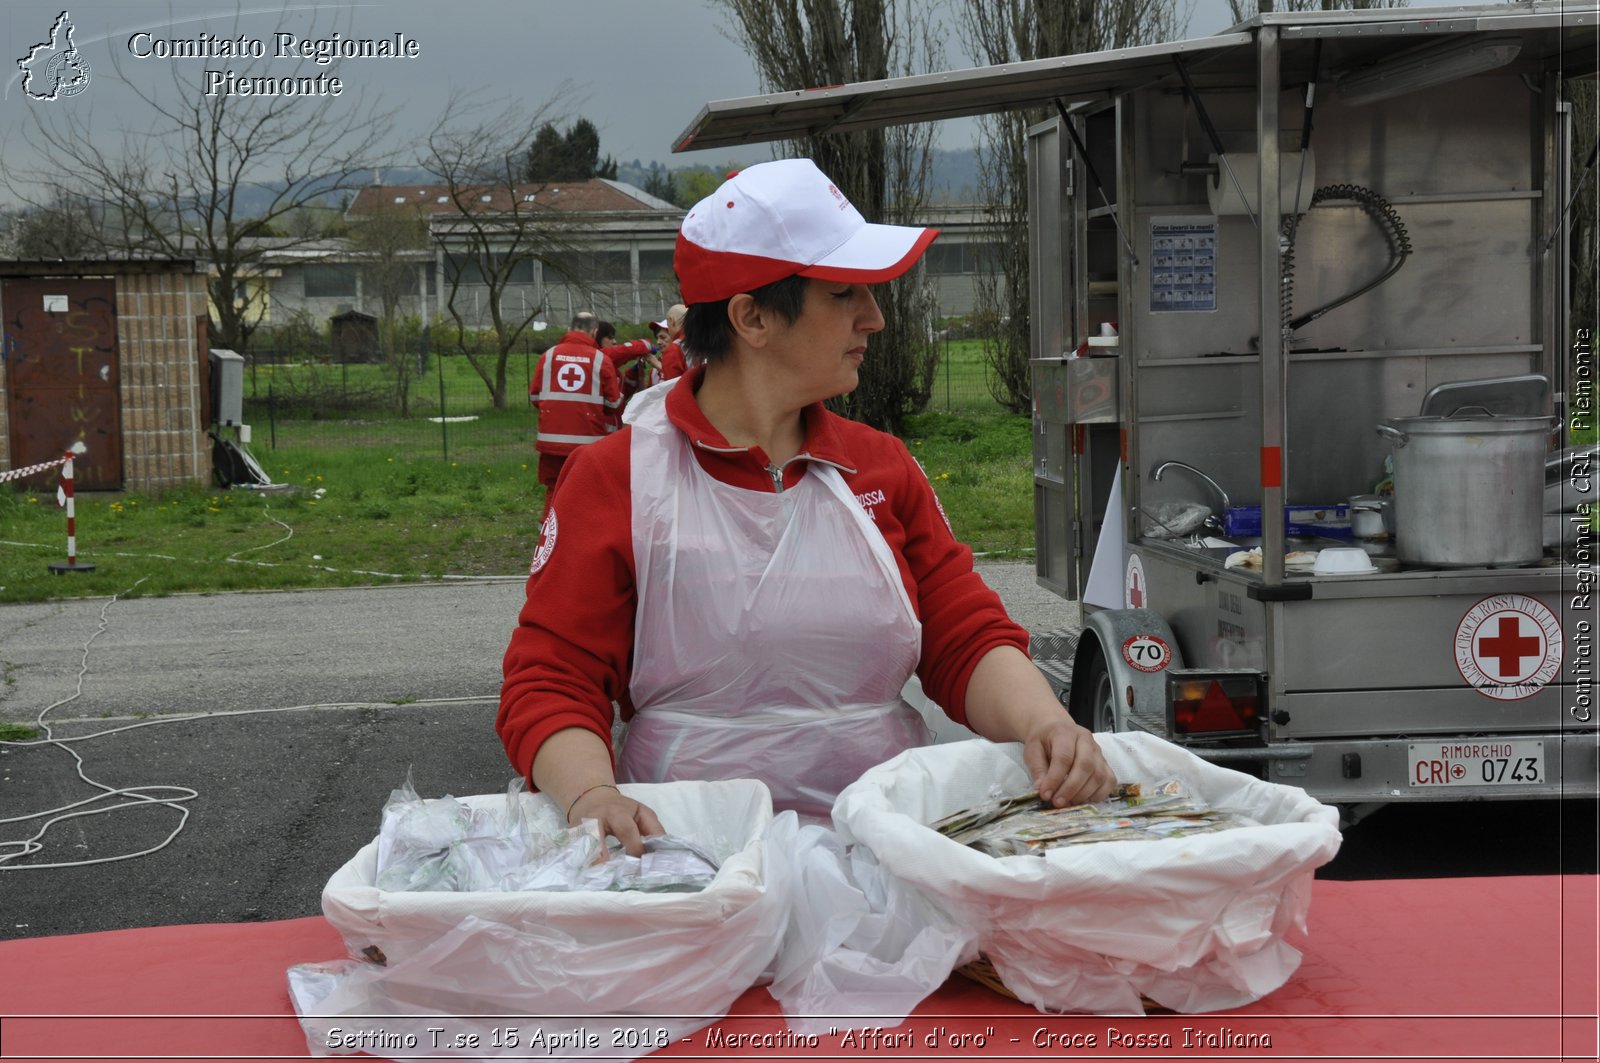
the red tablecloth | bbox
[1,875,1594,1062]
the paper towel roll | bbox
[1207,148,1317,216]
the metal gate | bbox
[3,277,123,490]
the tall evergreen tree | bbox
[524,118,618,182]
[523,124,571,181]
[641,162,675,203]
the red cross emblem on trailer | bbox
[1453,594,1564,701]
[556,362,588,392]
[1124,553,1147,610]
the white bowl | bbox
[1313,547,1378,576]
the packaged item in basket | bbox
[832,735,1343,1015]
[373,773,719,894]
[304,778,782,1061]
[929,779,1256,857]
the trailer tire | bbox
[1069,641,1118,733]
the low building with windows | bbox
[353,178,681,328]
[230,180,998,333]
[228,236,434,329]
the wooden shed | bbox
[0,259,211,493]
[329,309,380,363]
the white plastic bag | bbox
[831,733,1342,1014]
[373,774,601,894]
[370,776,719,896]
[295,779,784,1060]
[763,812,976,1034]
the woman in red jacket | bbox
[500,159,1113,851]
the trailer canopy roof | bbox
[672,3,1599,154]
[672,33,1249,154]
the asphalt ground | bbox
[0,564,1592,942]
[0,563,1078,940]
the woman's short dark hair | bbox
[681,274,809,363]
[594,320,616,345]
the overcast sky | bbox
[1,0,1475,200]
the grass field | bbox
[0,403,1036,603]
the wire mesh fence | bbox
[240,337,1012,462]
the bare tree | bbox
[712,0,944,434]
[0,9,396,355]
[349,201,430,414]
[422,94,586,410]
[278,205,351,241]
[959,0,1184,413]
[4,187,104,259]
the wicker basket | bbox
[954,956,1015,999]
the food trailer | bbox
[673,3,1598,814]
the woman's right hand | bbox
[567,783,665,856]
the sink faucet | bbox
[1150,460,1232,523]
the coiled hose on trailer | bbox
[1280,184,1412,334]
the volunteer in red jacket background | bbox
[527,312,622,491]
[594,320,659,420]
[656,303,689,380]
[500,159,1114,852]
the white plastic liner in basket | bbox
[763,811,978,1035]
[290,779,783,1060]
[831,733,1342,1015]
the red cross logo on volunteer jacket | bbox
[532,338,620,458]
[556,361,588,392]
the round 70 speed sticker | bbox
[1122,634,1172,673]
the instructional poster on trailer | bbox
[1149,216,1217,312]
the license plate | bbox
[1408,740,1545,788]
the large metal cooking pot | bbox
[1376,410,1555,567]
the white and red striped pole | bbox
[48,442,95,575]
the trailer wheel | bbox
[1069,642,1118,733]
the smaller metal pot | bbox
[1348,495,1390,539]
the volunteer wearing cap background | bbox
[657,303,690,380]
[593,320,660,419]
[500,159,1114,852]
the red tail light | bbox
[1167,671,1264,736]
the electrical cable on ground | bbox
[0,497,509,871]
[225,497,295,560]
[0,576,205,871]
[0,595,500,870]
[3,489,537,582]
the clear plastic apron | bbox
[619,389,930,818]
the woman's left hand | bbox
[964,645,1118,807]
[1021,716,1117,808]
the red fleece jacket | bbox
[497,366,1027,784]
[658,340,688,381]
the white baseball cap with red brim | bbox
[674,158,939,305]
